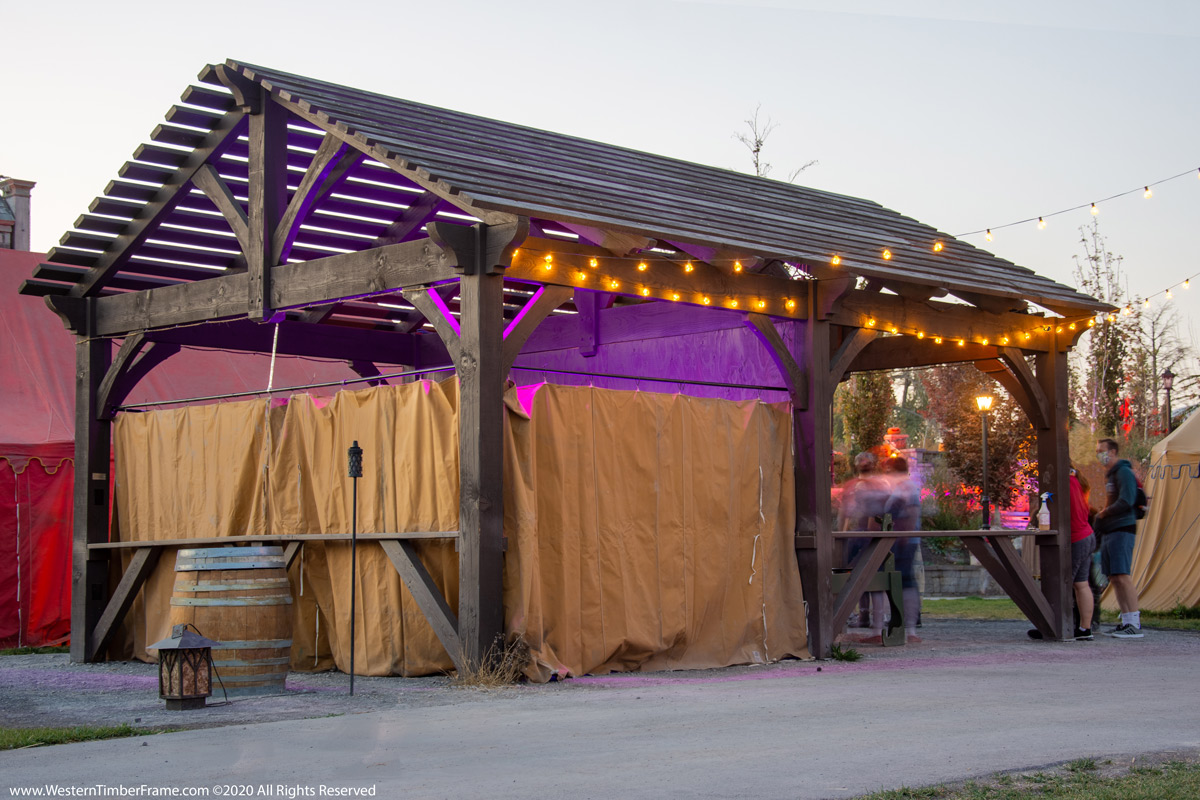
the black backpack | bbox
[1135,482,1149,520]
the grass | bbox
[855,758,1200,799]
[922,597,1023,621]
[0,645,70,656]
[0,724,150,750]
[923,598,1200,632]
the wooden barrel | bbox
[169,546,293,697]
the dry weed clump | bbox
[449,634,530,689]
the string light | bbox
[1037,217,1046,230]
[588,258,598,268]
[684,262,695,273]
[957,165,1198,239]
[866,318,877,327]
[729,299,739,308]
[1068,323,1076,330]
[757,300,767,310]
[671,292,681,301]
[917,331,925,339]
[637,262,648,271]
[702,296,712,306]
[933,241,944,252]
[542,254,553,271]
[576,271,587,282]
[831,255,842,266]
[1088,319,1095,327]
[957,339,965,346]
[640,287,651,297]
[608,279,619,290]
[882,249,893,260]
[934,337,943,344]
[1185,280,1191,289]
[981,338,989,346]
[889,326,898,334]
[734,261,744,273]
[1001,336,1010,345]
[785,299,796,311]
[1166,288,1173,299]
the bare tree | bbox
[734,104,817,181]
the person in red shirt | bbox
[1067,464,1096,639]
[1029,462,1095,640]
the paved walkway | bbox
[3,619,1199,799]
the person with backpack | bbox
[1094,438,1143,638]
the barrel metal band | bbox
[170,596,293,607]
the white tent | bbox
[1122,410,1200,611]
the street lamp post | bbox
[976,395,994,530]
[1162,368,1176,433]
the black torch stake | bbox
[347,440,363,696]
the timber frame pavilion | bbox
[20,60,1112,666]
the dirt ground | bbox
[3,617,1196,734]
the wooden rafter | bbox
[65,111,247,298]
[273,133,364,263]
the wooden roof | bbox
[22,58,1109,330]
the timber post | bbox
[72,306,113,663]
[427,220,525,667]
[1035,333,1073,639]
[793,298,835,658]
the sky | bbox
[5,0,1199,365]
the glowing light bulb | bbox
[831,255,842,266]
[1023,332,1031,340]
[1056,326,1063,333]
[608,279,620,290]
[637,262,648,271]
[640,287,651,297]
[985,229,993,242]
[981,338,989,345]
[1143,298,1151,308]
[1166,289,1173,299]
[1037,217,1046,230]
[934,337,943,344]
[671,292,681,301]
[757,300,766,309]
[933,241,944,252]
[734,261,744,273]
[917,331,925,339]
[1122,306,1131,316]
[889,326,898,334]
[1088,319,1095,327]
[542,255,553,271]
[589,258,598,268]
[785,299,796,311]
[958,339,965,346]
[1068,323,1076,330]
[577,271,587,282]
[866,318,876,327]
[729,299,739,308]
[684,262,695,273]
[702,296,712,306]
[513,249,520,256]
[1144,186,1153,199]
[1091,203,1099,216]
[1184,280,1191,290]
[1001,337,1009,345]
[882,249,893,260]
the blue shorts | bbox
[1101,529,1136,576]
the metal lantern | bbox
[148,624,222,710]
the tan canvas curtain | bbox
[113,380,807,680]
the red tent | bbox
[0,249,360,647]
